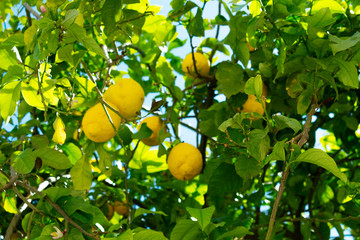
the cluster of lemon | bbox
[181,47,266,117]
[81,77,145,142]
[81,77,203,181]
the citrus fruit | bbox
[103,78,145,120]
[137,116,163,146]
[114,200,129,217]
[167,143,203,180]
[241,94,266,116]
[240,81,267,118]
[82,102,121,142]
[182,52,210,78]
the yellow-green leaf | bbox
[0,81,21,122]
[70,155,92,191]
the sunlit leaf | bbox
[170,219,202,240]
[70,155,92,190]
[0,81,21,122]
[292,148,348,183]
[186,206,215,230]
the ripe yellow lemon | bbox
[82,102,121,142]
[182,52,210,78]
[103,78,145,120]
[240,82,267,118]
[241,94,266,116]
[137,116,163,146]
[167,143,203,180]
[114,200,129,217]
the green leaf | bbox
[102,0,123,31]
[4,193,18,214]
[3,33,25,47]
[292,148,348,182]
[266,141,287,163]
[43,187,72,202]
[31,135,49,149]
[333,58,359,89]
[11,149,36,174]
[24,25,37,51]
[247,128,270,161]
[329,32,360,55]
[21,78,59,110]
[56,44,74,65]
[216,226,253,240]
[133,208,167,220]
[186,206,215,231]
[67,23,107,59]
[62,143,82,165]
[297,89,312,114]
[208,162,243,195]
[170,219,202,240]
[312,0,344,14]
[0,81,21,122]
[116,229,134,240]
[187,7,204,37]
[273,115,302,134]
[305,8,336,28]
[132,123,153,140]
[97,146,112,177]
[68,228,85,240]
[244,75,263,98]
[34,147,72,169]
[70,155,92,190]
[0,171,9,188]
[218,113,244,132]
[143,15,175,45]
[130,142,168,173]
[215,61,245,98]
[235,155,261,181]
[134,229,168,240]
[0,47,21,70]
[62,9,79,28]
[168,1,197,19]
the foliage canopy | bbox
[0,0,360,239]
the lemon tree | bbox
[0,0,360,240]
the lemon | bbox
[114,200,129,217]
[103,78,145,120]
[82,102,121,142]
[240,82,267,118]
[182,52,210,78]
[52,115,66,145]
[137,116,163,146]
[241,94,266,116]
[167,143,203,180]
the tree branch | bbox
[265,103,318,240]
[23,3,41,20]
[15,181,100,240]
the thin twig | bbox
[265,103,318,240]
[12,186,44,215]
[23,3,41,20]
[15,181,100,240]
